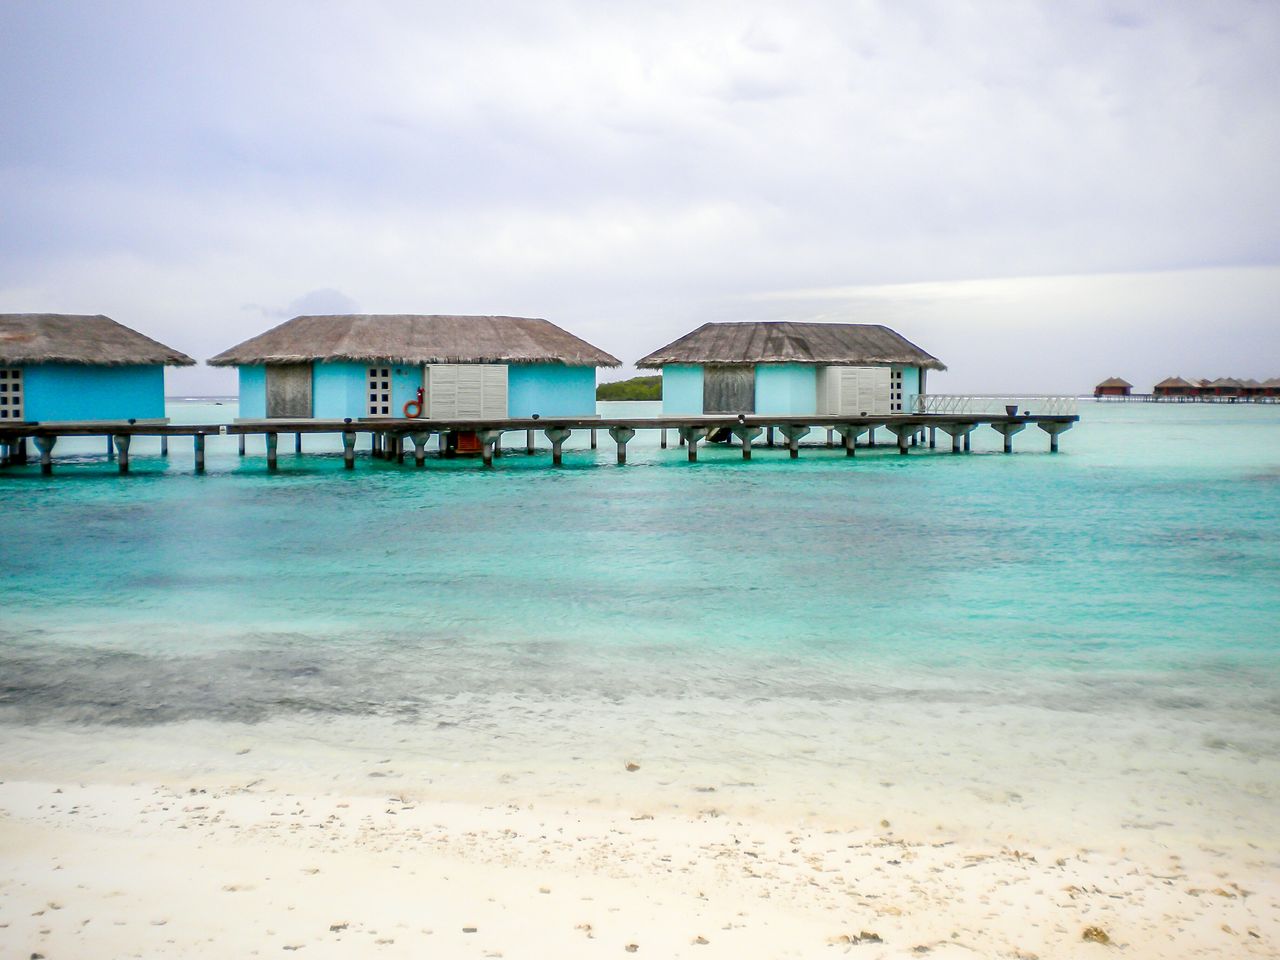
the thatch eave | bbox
[0,314,195,366]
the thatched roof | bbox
[1095,377,1132,388]
[1154,376,1194,389]
[635,322,945,369]
[0,314,194,366]
[1208,377,1244,388]
[209,315,620,367]
[1262,377,1280,388]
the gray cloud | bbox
[0,1,1276,393]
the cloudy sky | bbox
[2,0,1277,393]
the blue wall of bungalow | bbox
[17,364,167,421]
[659,363,924,415]
[235,361,600,419]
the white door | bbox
[426,365,507,418]
[820,366,891,416]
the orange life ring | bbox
[403,399,422,418]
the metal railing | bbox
[914,395,1078,416]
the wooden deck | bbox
[0,412,1079,474]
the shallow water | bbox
[1,400,1278,851]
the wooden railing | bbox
[914,395,1079,416]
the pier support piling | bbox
[194,434,206,473]
[929,427,936,449]
[113,434,131,474]
[238,434,246,456]
[590,428,597,450]
[34,435,56,475]
[778,425,810,459]
[835,425,864,457]
[544,426,572,466]
[526,429,535,454]
[608,426,636,464]
[939,422,977,454]
[660,428,667,449]
[731,425,763,459]
[826,428,834,448]
[107,435,115,460]
[342,431,357,469]
[1037,420,1074,453]
[678,426,709,461]
[990,420,1027,454]
[160,435,169,457]
[410,432,430,467]
[266,432,279,470]
[887,423,917,455]
[766,426,775,447]
[295,432,302,454]
[477,429,504,468]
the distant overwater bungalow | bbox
[636,321,945,417]
[1093,377,1133,398]
[0,313,193,423]
[209,314,620,420]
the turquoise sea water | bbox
[1,401,1278,849]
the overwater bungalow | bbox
[1204,377,1243,399]
[1094,377,1133,398]
[1153,376,1195,399]
[0,313,193,423]
[209,314,620,420]
[636,322,945,416]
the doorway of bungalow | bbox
[265,364,313,418]
[703,365,754,414]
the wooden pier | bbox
[0,412,1078,475]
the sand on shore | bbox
[1,771,1276,960]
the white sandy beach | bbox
[2,727,1276,959]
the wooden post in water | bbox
[608,426,636,464]
[526,429,535,454]
[342,431,357,469]
[295,433,302,453]
[34,435,56,475]
[266,432,279,470]
[590,428,597,450]
[238,434,246,456]
[929,427,936,449]
[194,434,206,473]
[544,426,572,466]
[659,428,667,449]
[113,435,131,474]
[161,435,169,457]
[731,425,762,459]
